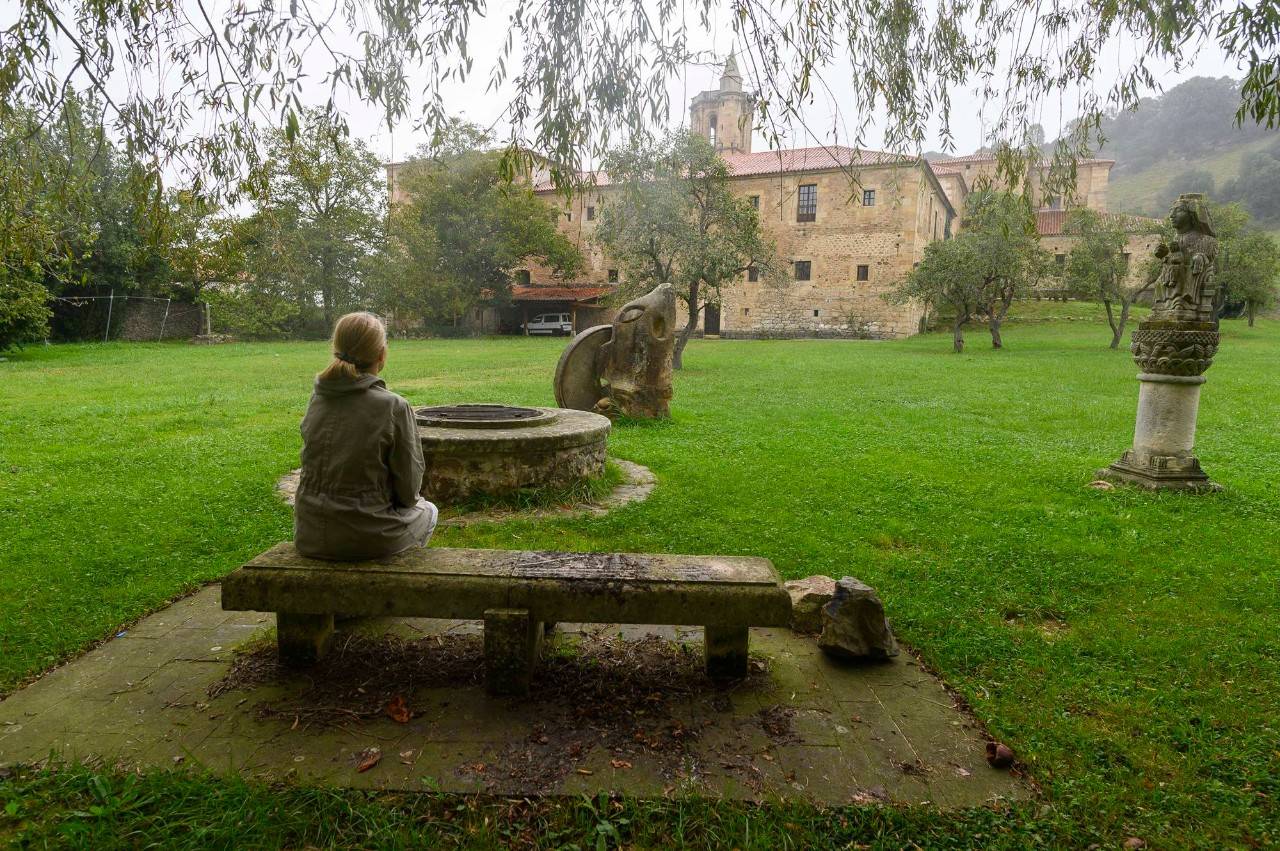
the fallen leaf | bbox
[956,767,972,778]
[1087,479,1115,491]
[384,695,411,724]
[355,747,381,773]
[610,759,632,769]
[985,741,1015,769]
[576,768,594,775]
[1123,839,1146,850]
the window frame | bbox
[856,264,870,282]
[796,184,817,222]
[794,260,812,281]
[862,189,876,207]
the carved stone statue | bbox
[1101,193,1222,491]
[1151,194,1219,324]
[554,283,676,419]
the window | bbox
[862,189,876,207]
[797,184,817,222]
[747,265,759,282]
[516,270,531,286]
[709,113,717,146]
[813,309,820,317]
[749,195,760,210]
[742,307,750,316]
[586,205,596,221]
[856,264,870,282]
[1122,252,1132,268]
[1055,253,1066,267]
[794,260,812,281]
[607,268,619,283]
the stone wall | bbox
[1040,231,1162,294]
[524,161,942,339]
[939,158,1113,212]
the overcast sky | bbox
[341,1,1245,165]
[14,0,1248,169]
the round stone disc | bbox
[554,324,612,411]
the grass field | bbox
[2,310,1278,847]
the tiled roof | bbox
[932,153,1116,166]
[511,285,615,302]
[1036,210,1163,237]
[532,145,915,191]
[721,146,913,177]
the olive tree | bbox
[889,190,1047,352]
[594,131,778,369]
[1061,209,1157,349]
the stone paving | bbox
[0,587,1028,807]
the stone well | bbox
[415,404,611,505]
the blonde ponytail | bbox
[318,312,388,381]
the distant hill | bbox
[929,78,1280,228]
[1088,77,1280,226]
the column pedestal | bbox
[1100,373,1220,491]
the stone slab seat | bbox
[221,542,792,695]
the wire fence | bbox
[49,294,209,342]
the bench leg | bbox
[484,608,544,696]
[277,613,334,666]
[705,625,750,679]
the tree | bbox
[1062,209,1155,348]
[594,131,778,369]
[889,190,1047,352]
[377,125,583,329]
[249,110,386,331]
[1213,202,1280,326]
[4,2,1280,201]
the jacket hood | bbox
[314,373,386,396]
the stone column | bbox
[1101,323,1221,491]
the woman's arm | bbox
[388,401,426,508]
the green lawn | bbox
[2,314,1278,847]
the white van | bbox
[525,312,573,335]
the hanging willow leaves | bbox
[0,1,1275,202]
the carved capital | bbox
[1130,324,1219,376]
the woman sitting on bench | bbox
[294,311,438,560]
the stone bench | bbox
[221,543,791,695]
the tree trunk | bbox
[673,283,701,370]
[1103,298,1121,349]
[988,314,1002,349]
[1116,299,1132,347]
[1247,302,1256,326]
[952,314,965,354]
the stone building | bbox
[385,59,1154,338]
[516,59,957,339]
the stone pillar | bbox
[276,613,334,666]
[1101,193,1223,492]
[704,625,750,679]
[1101,325,1221,491]
[483,608,545,696]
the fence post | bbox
[159,298,171,341]
[103,291,114,342]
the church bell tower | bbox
[689,55,754,154]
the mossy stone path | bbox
[0,587,1027,807]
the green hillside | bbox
[1107,134,1275,218]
